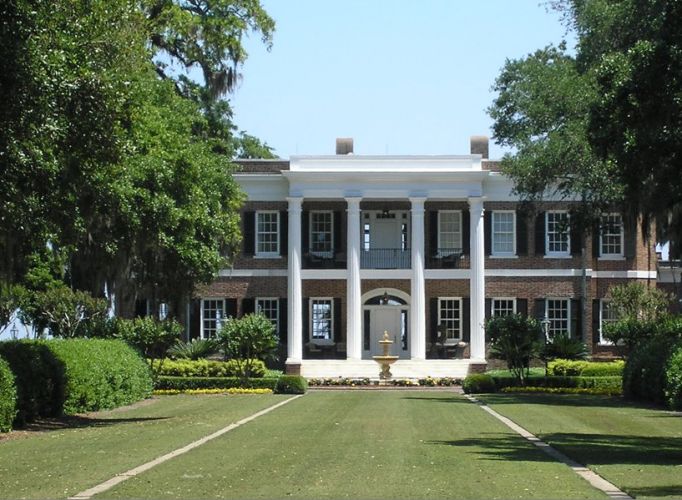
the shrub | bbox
[541,334,588,362]
[486,314,542,385]
[274,375,308,394]
[501,386,621,396]
[492,375,622,393]
[155,376,279,391]
[217,314,279,380]
[623,336,682,405]
[116,317,182,380]
[462,374,496,394]
[665,344,682,410]
[0,356,17,432]
[548,359,624,377]
[156,358,266,378]
[167,338,217,360]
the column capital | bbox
[345,196,363,204]
[467,195,485,206]
[286,196,303,205]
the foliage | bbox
[217,314,278,379]
[462,374,497,394]
[167,339,217,360]
[153,388,273,395]
[417,377,459,387]
[117,317,182,379]
[157,358,266,378]
[665,345,682,410]
[492,375,622,393]
[155,376,279,391]
[486,314,543,385]
[0,283,27,334]
[274,375,308,394]
[548,359,624,377]
[500,386,621,396]
[605,315,682,354]
[0,356,17,432]
[608,282,671,323]
[541,333,588,362]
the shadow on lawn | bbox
[426,433,557,463]
[626,485,682,498]
[479,393,665,411]
[19,415,169,432]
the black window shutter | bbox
[462,298,470,342]
[225,299,237,319]
[484,298,492,320]
[516,211,528,256]
[570,299,581,339]
[516,298,528,317]
[280,211,288,256]
[302,210,310,254]
[242,298,255,315]
[592,299,600,344]
[333,211,343,254]
[189,299,201,340]
[462,210,470,254]
[430,297,439,342]
[428,211,438,256]
[363,310,371,350]
[302,298,309,342]
[534,298,546,321]
[243,211,255,256]
[570,213,582,256]
[624,215,637,258]
[333,298,342,342]
[593,221,601,258]
[534,212,546,256]
[279,298,288,343]
[484,211,492,256]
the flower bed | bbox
[153,388,273,395]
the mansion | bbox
[188,137,657,378]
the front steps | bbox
[300,359,481,379]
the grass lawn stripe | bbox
[479,393,682,500]
[0,395,288,499]
[101,391,605,500]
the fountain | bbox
[372,331,399,384]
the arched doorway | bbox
[361,289,410,359]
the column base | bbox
[466,361,488,374]
[285,360,302,375]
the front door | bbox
[368,308,404,358]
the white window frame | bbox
[437,210,462,256]
[545,211,571,257]
[599,213,625,259]
[546,298,571,337]
[255,297,279,335]
[438,297,462,345]
[200,298,225,339]
[599,299,619,345]
[309,298,334,345]
[491,210,516,257]
[491,297,516,317]
[309,210,334,258]
[255,210,280,258]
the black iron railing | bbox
[427,248,464,269]
[302,251,346,269]
[361,248,411,269]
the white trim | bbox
[437,297,463,344]
[255,210,280,258]
[545,210,571,257]
[309,210,334,257]
[491,210,516,257]
[545,297,571,337]
[437,210,463,251]
[361,288,412,305]
[200,297,226,340]
[599,213,624,259]
[591,270,656,279]
[598,298,615,346]
[309,297,335,345]
[219,269,288,277]
[491,297,517,316]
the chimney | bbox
[470,135,489,159]
[336,137,354,155]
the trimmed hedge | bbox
[155,376,279,391]
[0,356,17,432]
[274,375,308,394]
[548,359,624,377]
[462,374,496,394]
[623,336,682,405]
[157,358,266,378]
[665,345,682,410]
[493,375,622,392]
[0,339,152,425]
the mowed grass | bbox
[0,394,287,499]
[101,391,603,500]
[479,393,682,499]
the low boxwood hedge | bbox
[493,375,622,392]
[665,344,682,410]
[0,339,152,425]
[155,376,279,391]
[274,375,307,394]
[548,359,624,377]
[462,374,496,394]
[157,358,266,378]
[0,356,17,432]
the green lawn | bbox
[100,392,602,500]
[479,393,682,499]
[0,395,287,499]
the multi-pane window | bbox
[599,300,619,344]
[546,299,570,337]
[546,211,570,256]
[256,298,279,335]
[256,211,279,256]
[438,211,462,254]
[438,298,461,342]
[492,211,515,255]
[492,298,516,317]
[310,299,333,341]
[310,211,333,256]
[600,213,624,257]
[202,299,225,338]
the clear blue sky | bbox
[230,0,574,159]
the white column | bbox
[346,197,362,360]
[468,196,486,361]
[410,197,427,360]
[286,197,303,366]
